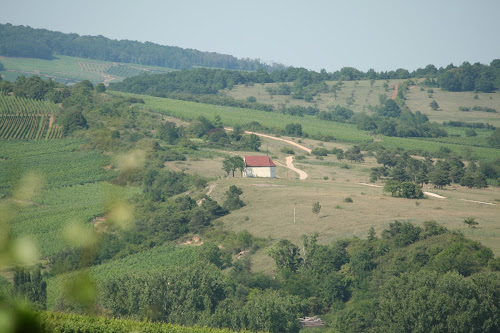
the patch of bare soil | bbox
[424,192,446,199]
[236,250,251,258]
[92,216,108,232]
[102,74,117,86]
[391,84,399,100]
[179,236,203,246]
[358,182,382,188]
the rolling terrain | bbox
[1,29,499,331]
[0,55,174,85]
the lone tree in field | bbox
[312,202,321,219]
[429,100,439,110]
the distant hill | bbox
[0,23,284,71]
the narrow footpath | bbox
[275,156,308,180]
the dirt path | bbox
[197,183,217,206]
[391,84,399,100]
[424,192,446,199]
[358,183,446,198]
[460,199,496,206]
[285,156,307,179]
[275,156,308,180]
[244,130,312,154]
[224,128,312,154]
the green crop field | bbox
[0,55,174,85]
[0,139,115,190]
[0,139,138,257]
[46,244,199,309]
[39,311,245,333]
[0,95,63,139]
[9,182,136,257]
[113,91,374,143]
[112,91,500,162]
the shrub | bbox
[465,128,477,137]
[383,180,424,199]
[280,147,295,154]
[312,148,329,156]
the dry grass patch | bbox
[213,173,500,256]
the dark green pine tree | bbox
[429,161,451,188]
[391,163,410,182]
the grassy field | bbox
[224,79,401,114]
[405,85,500,127]
[162,133,500,266]
[224,79,500,127]
[0,55,174,85]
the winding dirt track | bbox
[242,130,312,154]
[275,156,308,180]
[225,128,311,179]
[225,128,312,154]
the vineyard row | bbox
[0,95,59,114]
[0,114,63,140]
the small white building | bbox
[243,156,276,178]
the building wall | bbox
[244,166,276,178]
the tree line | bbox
[0,23,282,71]
[2,23,499,93]
[110,61,500,98]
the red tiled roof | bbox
[244,156,276,167]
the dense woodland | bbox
[0,23,281,71]
[110,60,500,97]
[1,24,500,333]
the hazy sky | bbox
[2,0,499,72]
